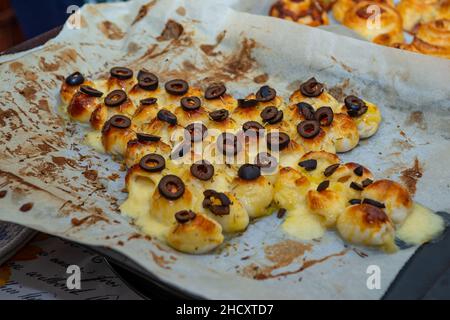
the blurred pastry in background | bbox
[411,19,450,58]
[391,41,421,53]
[333,0,394,23]
[397,0,450,33]
[342,1,404,45]
[269,0,330,26]
[317,0,337,11]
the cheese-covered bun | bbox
[232,176,274,218]
[278,140,306,168]
[173,106,210,127]
[361,179,413,225]
[67,91,101,123]
[329,113,360,152]
[202,192,250,233]
[61,75,94,106]
[132,101,160,126]
[298,151,341,182]
[167,213,224,254]
[127,86,162,107]
[101,116,137,156]
[328,162,373,199]
[140,117,184,145]
[337,204,396,251]
[295,127,336,153]
[90,95,136,130]
[290,78,341,112]
[343,1,404,45]
[124,139,171,168]
[307,187,347,226]
[396,0,442,32]
[274,167,311,209]
[203,92,238,112]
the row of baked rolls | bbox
[397,0,449,33]
[392,19,450,58]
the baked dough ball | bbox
[337,204,396,252]
[361,179,413,225]
[90,94,136,130]
[101,117,137,156]
[203,92,238,112]
[339,97,381,139]
[132,100,161,126]
[343,1,404,45]
[333,0,394,23]
[295,128,336,154]
[167,213,224,254]
[328,113,360,152]
[67,91,101,123]
[173,106,210,127]
[298,151,341,182]
[140,116,184,145]
[127,86,162,107]
[61,78,95,106]
[274,167,311,209]
[231,176,274,218]
[411,19,450,59]
[290,78,341,112]
[396,0,447,33]
[306,187,347,226]
[202,192,250,233]
[328,162,373,200]
[124,139,171,168]
[269,0,330,27]
[277,140,306,168]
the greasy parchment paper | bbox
[0,0,449,300]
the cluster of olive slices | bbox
[60,67,414,254]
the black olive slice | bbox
[204,83,226,100]
[217,132,242,156]
[350,181,364,191]
[362,178,373,187]
[324,163,340,177]
[238,98,258,108]
[315,106,334,126]
[80,85,103,97]
[298,159,317,171]
[65,72,84,86]
[202,190,231,216]
[139,154,166,172]
[266,132,290,151]
[238,164,261,180]
[260,106,278,122]
[158,175,185,200]
[137,70,159,91]
[297,102,316,120]
[317,180,330,192]
[297,120,320,139]
[362,198,386,209]
[140,97,158,105]
[209,109,229,122]
[165,79,189,96]
[353,165,364,176]
[277,208,287,219]
[157,109,177,125]
[255,85,276,102]
[136,133,161,143]
[104,90,127,107]
[349,199,362,205]
[344,95,368,117]
[181,96,201,111]
[190,160,214,181]
[242,121,264,134]
[300,77,324,97]
[109,115,131,129]
[110,67,133,80]
[175,210,196,223]
[267,110,283,124]
[184,123,208,142]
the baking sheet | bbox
[0,0,449,299]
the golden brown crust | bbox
[101,121,137,156]
[333,0,394,23]
[269,0,330,26]
[411,19,450,58]
[343,1,403,45]
[397,0,444,32]
[67,91,100,123]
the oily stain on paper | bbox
[0,244,43,286]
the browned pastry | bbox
[390,41,421,53]
[411,19,450,58]
[269,0,330,26]
[333,0,394,23]
[397,0,450,33]
[343,1,404,45]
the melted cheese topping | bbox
[397,203,445,245]
[282,206,326,240]
[84,131,104,153]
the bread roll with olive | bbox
[61,71,94,106]
[337,204,396,252]
[66,86,103,123]
[101,115,137,156]
[361,179,413,226]
[339,95,381,139]
[167,211,224,254]
[290,78,341,112]
[306,182,347,226]
[124,137,171,168]
[274,167,311,209]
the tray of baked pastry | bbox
[0,0,449,300]
[230,0,449,59]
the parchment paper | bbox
[0,0,449,299]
